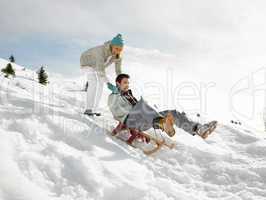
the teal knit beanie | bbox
[111,34,124,47]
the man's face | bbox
[117,78,129,92]
[111,45,123,56]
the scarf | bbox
[121,90,138,106]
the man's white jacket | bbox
[108,91,133,123]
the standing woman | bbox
[80,34,124,116]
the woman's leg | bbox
[85,68,104,113]
[125,98,161,131]
[93,71,105,111]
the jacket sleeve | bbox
[115,58,122,75]
[95,53,106,77]
[108,94,129,122]
[80,50,92,67]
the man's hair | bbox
[115,73,130,83]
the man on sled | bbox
[107,74,218,146]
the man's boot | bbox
[159,112,176,137]
[196,121,218,139]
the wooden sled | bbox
[112,122,176,155]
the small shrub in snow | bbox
[38,66,48,85]
[1,63,15,78]
[9,55,15,63]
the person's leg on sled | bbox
[154,110,218,139]
[125,99,217,140]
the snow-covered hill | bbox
[0,59,266,200]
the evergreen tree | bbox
[38,66,48,85]
[1,63,15,78]
[9,55,15,63]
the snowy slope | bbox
[0,59,266,200]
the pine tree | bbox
[9,55,15,63]
[38,66,48,85]
[1,63,15,78]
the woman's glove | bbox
[107,82,119,94]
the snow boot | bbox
[159,112,176,137]
[196,121,218,139]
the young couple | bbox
[80,34,217,144]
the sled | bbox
[114,131,165,155]
[83,115,175,156]
[112,122,176,155]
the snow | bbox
[0,58,266,200]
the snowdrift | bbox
[0,58,266,200]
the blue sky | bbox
[1,0,266,77]
[0,35,84,76]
